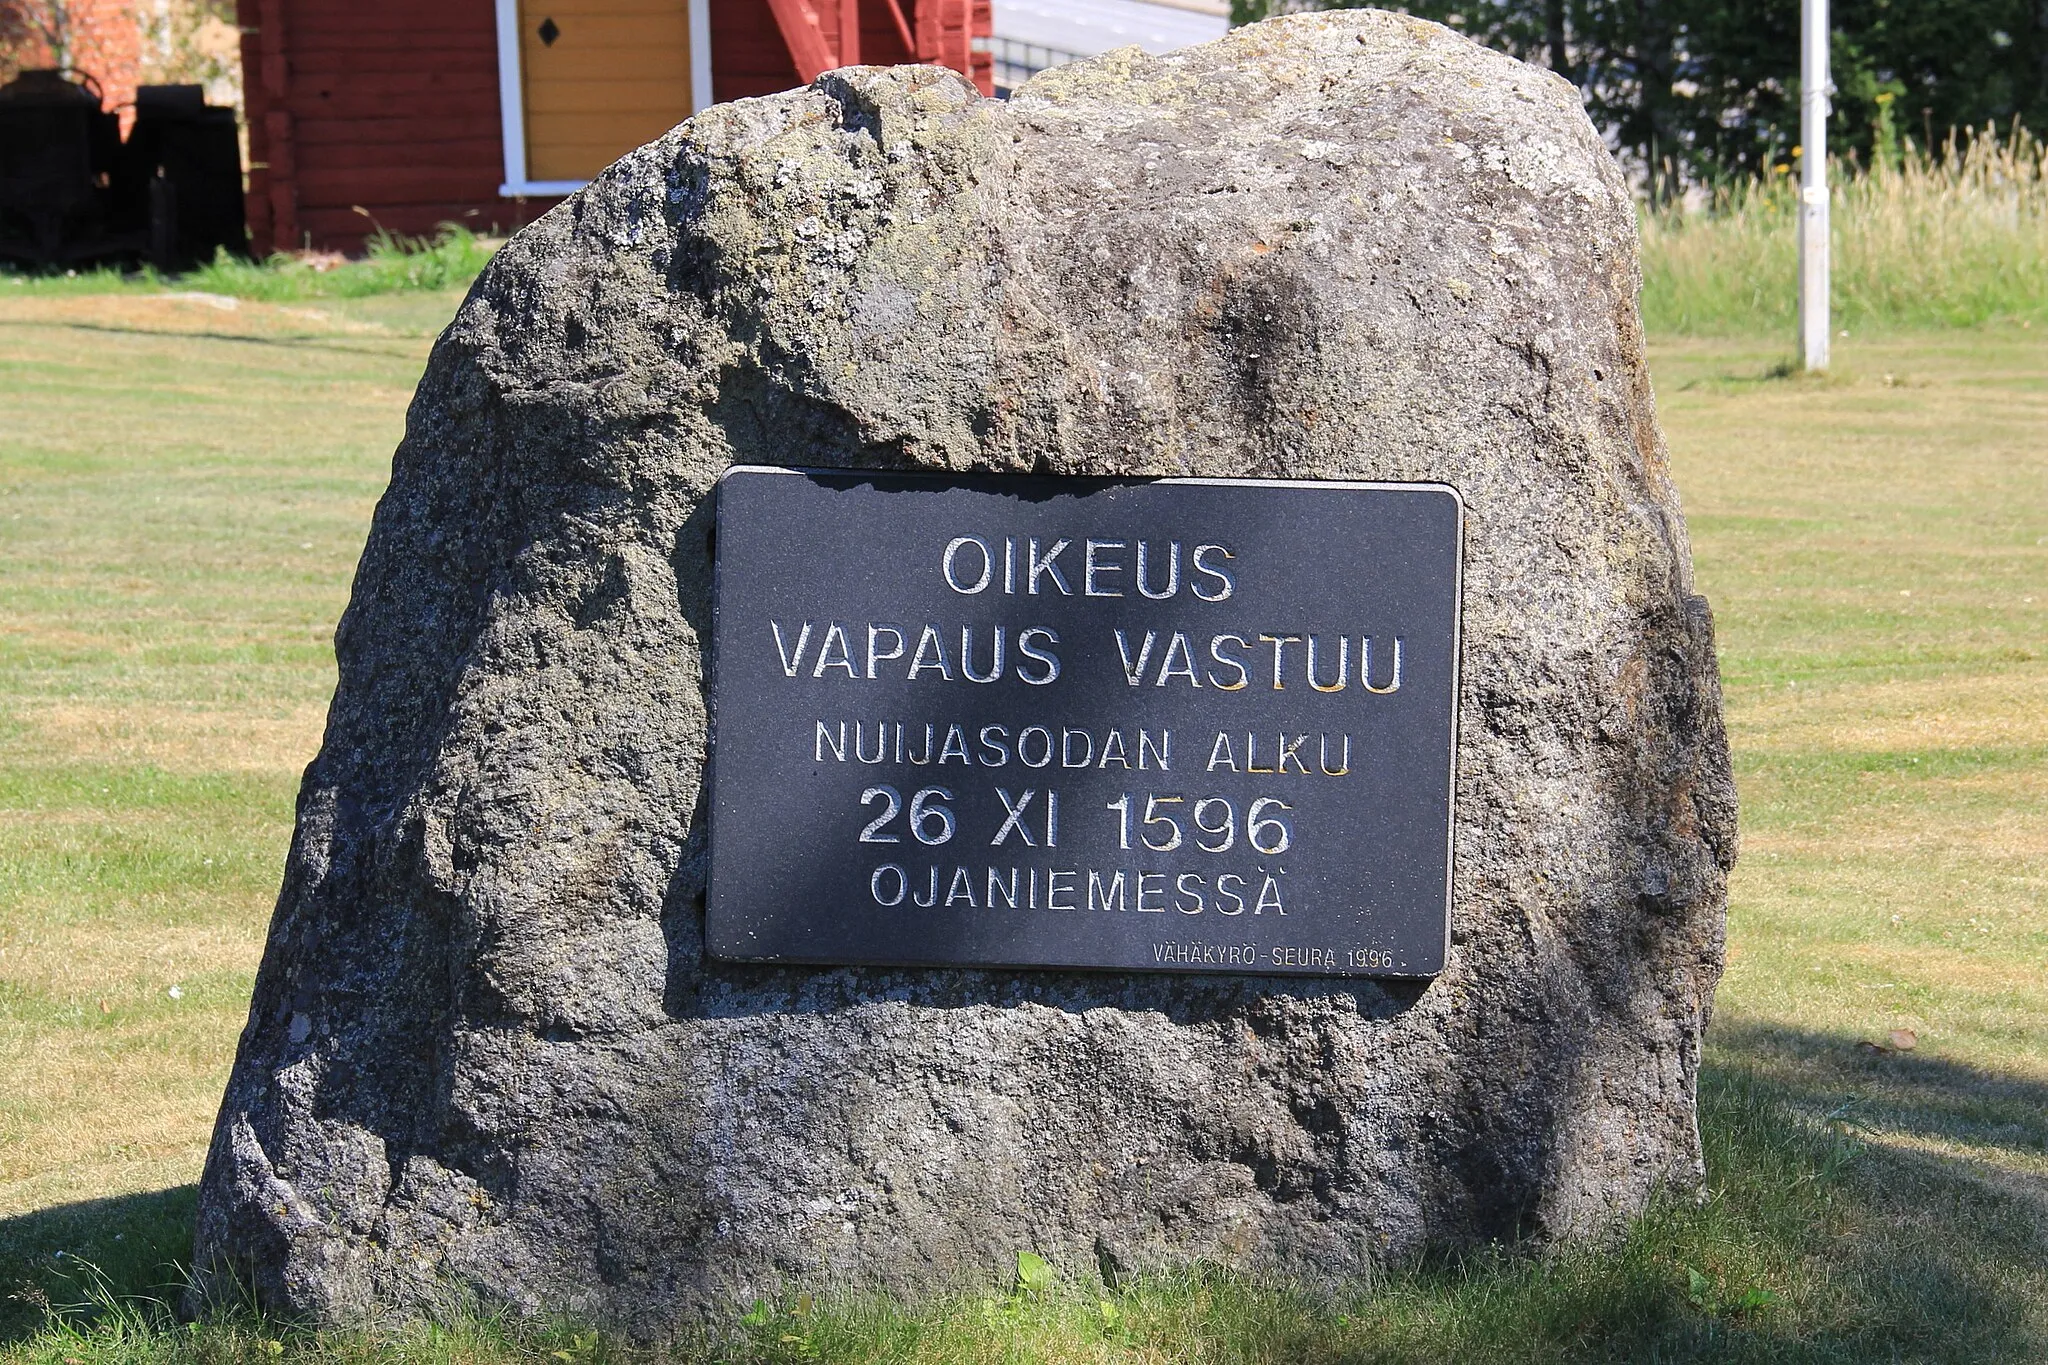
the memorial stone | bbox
[193,10,1737,1336]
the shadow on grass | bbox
[0,1024,2042,1363]
[0,1186,196,1342]
[1671,356,1859,390]
[1659,1020,2048,1365]
[1714,1015,2048,1167]
[0,317,423,359]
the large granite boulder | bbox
[192,10,1735,1335]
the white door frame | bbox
[496,0,714,197]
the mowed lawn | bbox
[0,291,457,1216]
[0,291,2043,1359]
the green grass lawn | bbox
[0,291,2042,1362]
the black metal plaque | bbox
[704,469,1463,978]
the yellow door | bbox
[520,0,693,182]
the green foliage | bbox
[177,227,499,301]
[1236,0,2048,186]
[1641,124,2048,333]
[0,226,497,301]
[1013,1252,1056,1297]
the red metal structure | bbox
[237,0,990,256]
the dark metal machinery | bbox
[0,69,248,272]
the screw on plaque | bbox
[537,17,560,45]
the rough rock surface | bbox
[193,10,1736,1335]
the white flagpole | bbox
[1799,0,1831,370]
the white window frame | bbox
[496,0,714,197]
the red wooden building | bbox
[236,0,992,255]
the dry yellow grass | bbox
[0,293,404,340]
[0,291,443,1216]
[0,1014,242,1215]
[1735,669,2048,753]
[12,702,328,773]
[1655,333,2048,1098]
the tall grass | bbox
[1640,123,2048,335]
[181,226,500,301]
[0,226,498,301]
